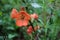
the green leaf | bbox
[48,0,54,2]
[8,34,18,39]
[0,11,2,16]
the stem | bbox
[30,34,33,40]
[16,27,24,40]
[29,21,35,32]
[17,28,20,40]
[34,33,39,40]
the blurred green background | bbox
[0,0,60,40]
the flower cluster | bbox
[10,7,40,34]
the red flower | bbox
[31,13,38,19]
[10,8,19,19]
[27,26,33,34]
[16,10,31,27]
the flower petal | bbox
[19,11,31,20]
[11,8,19,19]
[16,20,23,27]
[23,20,28,26]
[27,26,33,34]
[31,13,38,19]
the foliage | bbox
[0,0,60,40]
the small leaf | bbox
[0,11,2,16]
[6,26,15,30]
[8,34,18,39]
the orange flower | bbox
[10,8,19,19]
[16,10,30,27]
[34,26,40,31]
[19,11,31,20]
[27,26,33,34]
[16,19,29,27]
[11,7,31,27]
[31,13,38,19]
